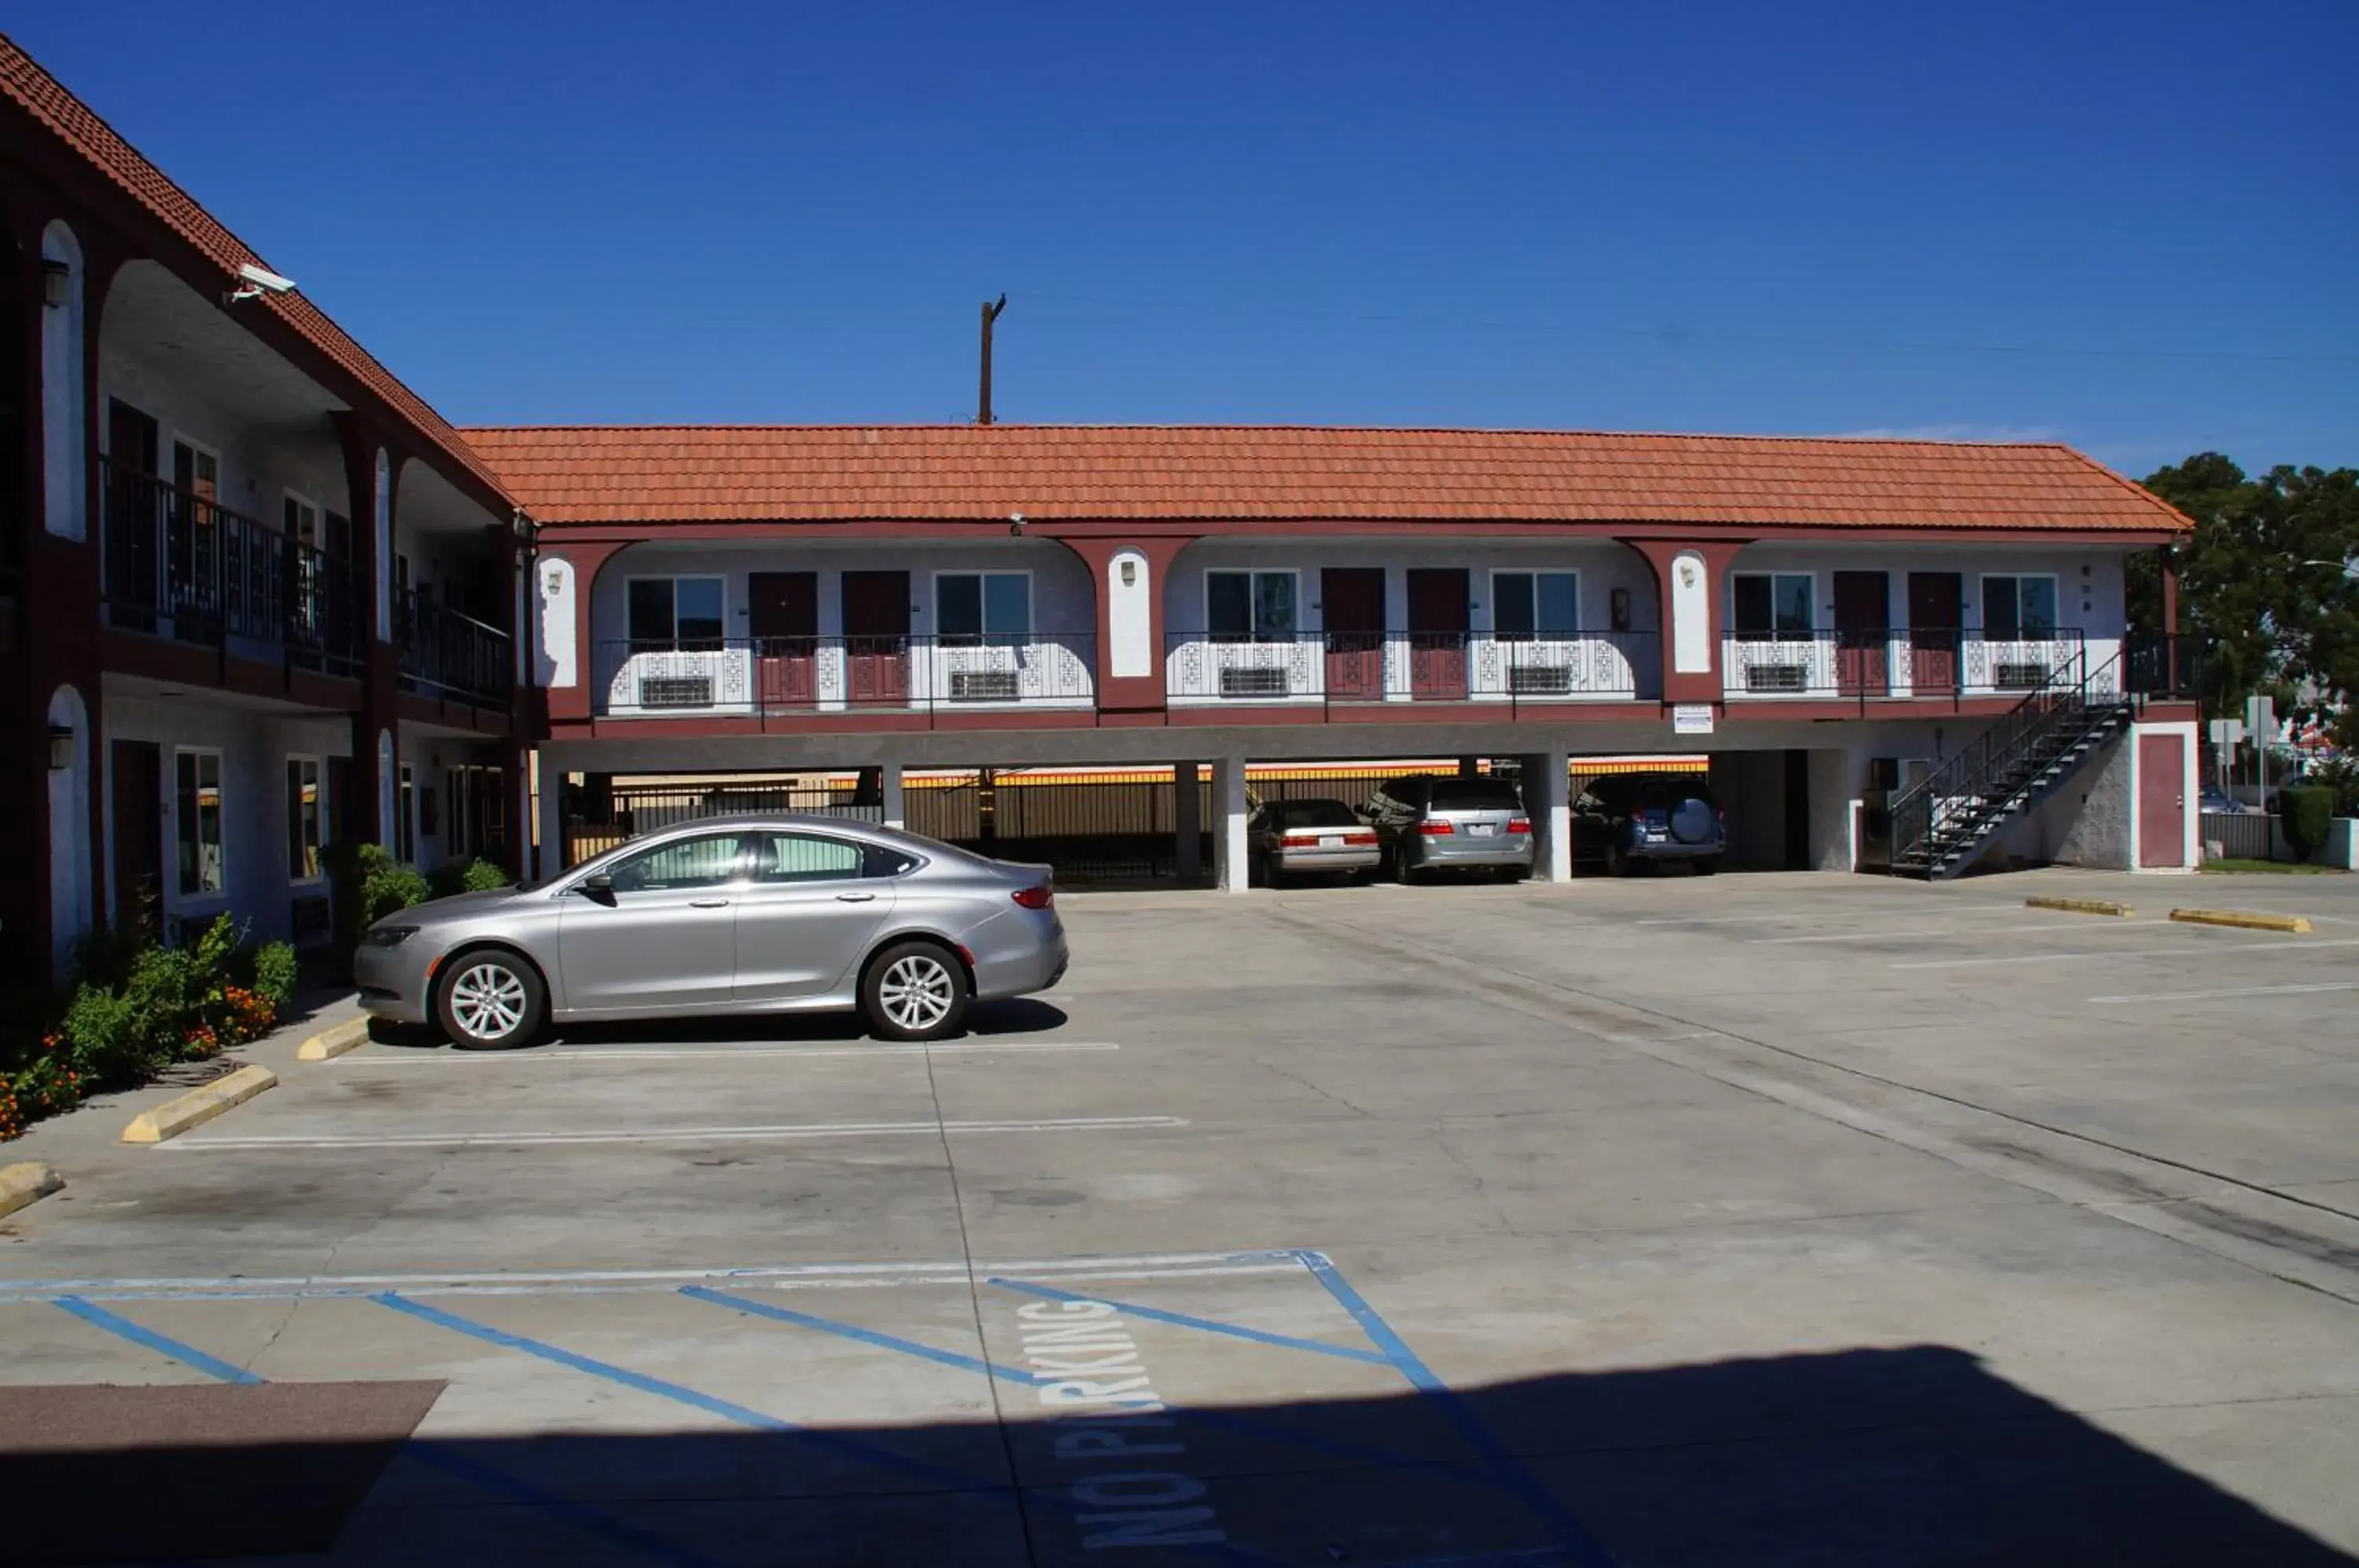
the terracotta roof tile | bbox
[459,424,2192,534]
[1,31,510,506]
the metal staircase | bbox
[1887,647,2137,881]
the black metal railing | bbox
[1164,629,1659,709]
[397,587,513,706]
[592,632,1099,721]
[100,459,363,675]
[1887,645,2136,878]
[1722,627,2091,706]
[2123,631,2209,700]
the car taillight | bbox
[1416,820,1455,836]
[1507,817,1532,834]
[1344,830,1377,845]
[1282,828,1323,841]
[1011,885,1054,910]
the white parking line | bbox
[167,1115,1187,1152]
[1746,923,2104,945]
[339,1040,1122,1066]
[2090,981,2359,1005]
[1893,936,2359,970]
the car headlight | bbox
[365,926,419,948]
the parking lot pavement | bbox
[3,869,2357,1565]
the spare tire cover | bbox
[1670,797,1716,844]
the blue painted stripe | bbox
[1295,1251,1621,1568]
[987,1277,1394,1365]
[374,1293,999,1496]
[53,1294,734,1568]
[680,1286,1014,1381]
[54,1296,264,1384]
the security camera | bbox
[1008,511,1026,536]
[227,263,298,302]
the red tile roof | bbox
[0,31,512,507]
[459,424,2192,534]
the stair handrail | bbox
[1889,645,2127,870]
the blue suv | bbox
[1573,772,1724,875]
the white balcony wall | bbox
[588,539,1097,716]
[1164,538,1660,705]
[97,347,352,534]
[1719,543,2133,700]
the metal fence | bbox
[2200,811,2273,861]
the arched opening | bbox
[40,221,86,542]
[374,449,393,641]
[47,685,92,976]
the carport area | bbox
[4,869,2358,1565]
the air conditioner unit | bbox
[1507,664,1573,695]
[951,669,1021,702]
[1220,667,1289,698]
[1746,664,1810,694]
[1994,662,2050,690]
[640,675,713,709]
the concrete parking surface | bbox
[3,867,2357,1566]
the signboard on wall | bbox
[1673,704,1716,735]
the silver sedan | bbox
[355,815,1069,1048]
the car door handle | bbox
[834,892,878,903]
[690,898,731,909]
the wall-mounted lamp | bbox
[1008,511,1026,537]
[47,724,74,771]
[1119,560,1138,587]
[41,259,72,310]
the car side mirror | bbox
[579,872,615,904]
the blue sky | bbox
[19,2,2357,476]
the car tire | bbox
[1692,857,1720,877]
[435,948,546,1051]
[863,940,970,1042]
[1498,865,1529,884]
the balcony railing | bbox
[398,587,513,707]
[593,632,1098,720]
[1165,630,1659,708]
[101,459,364,676]
[1721,628,2102,703]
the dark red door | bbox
[750,572,818,708]
[110,741,162,938]
[2139,732,2187,867]
[1833,571,1890,697]
[1908,572,1962,695]
[842,571,911,705]
[1321,568,1386,701]
[1407,569,1469,700]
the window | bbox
[627,576,726,650]
[286,758,323,881]
[1206,570,1297,641]
[749,832,866,884]
[600,832,750,893]
[1982,575,2059,639]
[1493,572,1580,641]
[171,439,219,506]
[1732,573,1814,640]
[283,492,319,546]
[937,572,1030,644]
[175,750,224,896]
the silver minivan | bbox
[1364,775,1534,882]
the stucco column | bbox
[1172,760,1203,878]
[533,539,628,728]
[2158,546,2181,696]
[1520,751,1571,882]
[1616,537,1754,708]
[1051,534,1199,714]
[1211,755,1249,893]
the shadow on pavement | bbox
[3,1343,2345,1566]
[366,996,1071,1051]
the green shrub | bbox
[327,841,429,959]
[426,856,515,899]
[251,940,299,1013]
[2280,785,2337,859]
[2307,755,2359,819]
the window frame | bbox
[932,569,1033,646]
[285,755,325,884]
[747,830,871,885]
[1730,572,1817,642]
[1490,569,1581,642]
[282,489,321,547]
[169,433,222,502]
[1204,568,1300,642]
[624,574,728,652]
[175,746,226,900]
[1980,572,2061,640]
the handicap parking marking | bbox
[337,1040,1125,1067]
[988,1276,1396,1366]
[162,1113,1187,1153]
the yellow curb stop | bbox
[121,1064,278,1144]
[2025,896,2133,917]
[0,1161,64,1219]
[296,1018,373,1062]
[2168,907,2314,934]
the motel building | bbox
[477,423,2204,892]
[2,39,533,988]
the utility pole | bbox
[977,294,1009,425]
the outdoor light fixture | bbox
[1120,560,1138,587]
[47,724,73,771]
[41,259,70,309]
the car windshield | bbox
[1428,781,1522,811]
[1272,800,1360,827]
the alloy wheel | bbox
[449,962,527,1041]
[879,954,956,1032]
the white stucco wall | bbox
[1721,543,2131,662]
[96,348,352,527]
[1161,539,1659,639]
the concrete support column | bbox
[1520,750,1571,882]
[881,761,906,830]
[535,753,566,879]
[1212,755,1249,893]
[1173,761,1203,878]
